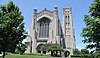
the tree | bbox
[0,1,27,58]
[15,43,27,55]
[81,0,100,52]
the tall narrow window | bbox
[65,16,67,22]
[68,22,70,26]
[65,16,70,26]
[68,16,69,22]
[38,17,50,38]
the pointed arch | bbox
[37,17,51,38]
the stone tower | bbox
[62,8,76,55]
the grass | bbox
[5,54,48,58]
[4,53,61,58]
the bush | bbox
[81,49,89,55]
[23,53,48,56]
[73,49,80,55]
[71,54,83,57]
[0,51,1,54]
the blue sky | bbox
[0,0,93,50]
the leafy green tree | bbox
[95,50,100,53]
[87,50,100,58]
[15,43,27,55]
[81,0,100,51]
[0,1,27,58]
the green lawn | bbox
[4,54,61,58]
[5,54,47,58]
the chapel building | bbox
[26,6,76,55]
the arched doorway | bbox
[36,44,46,54]
[36,44,43,53]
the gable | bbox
[37,9,53,21]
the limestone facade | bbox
[26,6,76,55]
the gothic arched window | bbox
[38,17,50,38]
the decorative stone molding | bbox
[37,10,53,19]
